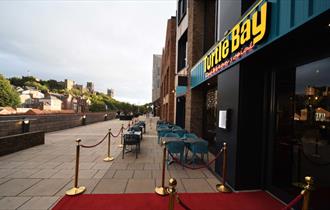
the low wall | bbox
[0,112,116,137]
[0,131,45,156]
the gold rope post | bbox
[155,143,169,196]
[216,142,232,193]
[104,129,114,162]
[118,124,124,148]
[168,178,177,210]
[66,139,86,195]
[301,176,313,210]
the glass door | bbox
[269,57,330,210]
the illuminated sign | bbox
[203,0,269,78]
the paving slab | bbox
[29,169,59,179]
[0,178,11,185]
[125,179,155,193]
[102,170,116,179]
[20,179,70,196]
[0,179,41,196]
[181,179,215,192]
[0,169,18,178]
[93,169,107,179]
[127,162,145,170]
[0,197,31,210]
[92,179,128,194]
[113,170,134,179]
[133,170,152,179]
[17,196,60,210]
[7,169,41,179]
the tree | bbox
[0,75,20,107]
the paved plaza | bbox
[0,117,219,210]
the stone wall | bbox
[0,112,116,137]
[0,131,44,156]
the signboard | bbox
[203,0,269,78]
[219,110,227,129]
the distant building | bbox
[39,96,62,111]
[65,79,75,90]
[107,89,114,97]
[73,84,83,91]
[86,82,94,93]
[152,54,162,116]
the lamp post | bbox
[82,115,86,125]
[22,118,30,133]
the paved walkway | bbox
[0,117,219,210]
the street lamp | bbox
[22,118,30,133]
[82,115,86,125]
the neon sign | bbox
[203,0,269,78]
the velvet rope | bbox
[176,194,191,210]
[110,128,123,138]
[80,133,109,148]
[281,194,303,210]
[168,147,224,170]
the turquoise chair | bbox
[183,133,198,139]
[188,140,209,165]
[164,133,184,168]
[157,128,172,144]
[173,129,187,138]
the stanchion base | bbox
[103,156,114,162]
[155,186,169,196]
[118,144,123,148]
[65,186,86,196]
[216,184,232,193]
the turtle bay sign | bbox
[203,0,269,78]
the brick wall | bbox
[185,0,216,135]
[185,0,206,133]
[160,16,177,124]
[0,112,116,137]
[0,131,44,156]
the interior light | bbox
[83,115,86,119]
[23,119,30,124]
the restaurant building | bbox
[175,0,330,209]
[160,17,177,124]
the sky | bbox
[0,0,176,105]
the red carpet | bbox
[52,191,285,210]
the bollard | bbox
[104,129,114,162]
[118,124,124,148]
[66,139,86,195]
[216,142,232,193]
[155,144,169,196]
[168,178,177,210]
[301,176,313,210]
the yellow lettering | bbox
[203,56,208,72]
[252,2,267,44]
[218,43,222,62]
[222,39,229,59]
[231,24,240,53]
[214,47,219,65]
[206,57,209,71]
[240,19,251,45]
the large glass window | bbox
[177,0,187,24]
[272,57,330,210]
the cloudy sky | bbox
[0,0,176,105]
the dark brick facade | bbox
[0,131,44,156]
[0,112,116,137]
[160,17,177,123]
